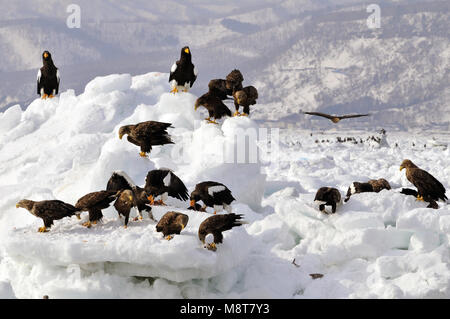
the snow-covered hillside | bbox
[0,73,449,298]
[1,0,448,131]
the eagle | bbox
[303,111,370,123]
[344,178,391,202]
[195,92,232,124]
[106,171,154,221]
[144,169,189,206]
[314,187,341,214]
[190,181,235,214]
[400,159,447,208]
[118,121,174,158]
[232,86,258,117]
[16,199,79,232]
[75,190,119,228]
[113,189,135,228]
[169,46,197,94]
[156,211,189,240]
[37,51,60,99]
[198,213,247,251]
[207,69,244,101]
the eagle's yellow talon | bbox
[170,87,179,94]
[233,111,241,117]
[241,113,248,117]
[83,221,92,228]
[207,120,218,125]
[416,195,424,202]
[41,94,48,100]
[165,235,174,241]
[38,227,48,233]
[48,94,54,99]
[139,152,147,158]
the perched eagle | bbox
[75,190,119,228]
[156,211,189,240]
[226,69,244,92]
[16,199,79,232]
[195,92,232,124]
[207,69,244,101]
[144,169,189,206]
[169,46,197,93]
[106,171,154,221]
[118,121,174,158]
[37,51,60,99]
[198,213,247,251]
[303,111,370,123]
[345,178,391,202]
[400,159,447,208]
[190,181,235,214]
[314,187,341,214]
[232,86,258,117]
[113,189,135,228]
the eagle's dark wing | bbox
[208,79,230,100]
[75,191,118,210]
[133,121,174,146]
[303,112,335,120]
[338,114,370,120]
[198,214,245,244]
[106,171,134,192]
[169,61,179,82]
[167,172,189,201]
[409,168,447,201]
[34,200,78,220]
[213,100,232,118]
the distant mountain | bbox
[0,0,448,130]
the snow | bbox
[0,72,449,299]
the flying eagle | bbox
[16,199,79,232]
[106,171,154,221]
[314,187,341,214]
[169,46,197,93]
[75,190,119,228]
[118,121,174,158]
[198,213,247,251]
[144,169,189,206]
[190,181,235,214]
[232,86,258,117]
[344,178,391,202]
[195,92,232,124]
[156,211,189,240]
[37,51,60,99]
[303,111,370,123]
[400,159,447,208]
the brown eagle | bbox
[156,211,189,240]
[232,86,258,117]
[106,171,154,221]
[314,187,341,214]
[207,69,244,101]
[344,178,391,202]
[113,189,135,228]
[400,159,447,208]
[303,111,370,123]
[16,199,79,232]
[144,169,189,206]
[198,213,247,251]
[75,190,119,228]
[118,121,174,158]
[194,92,232,124]
[190,181,235,214]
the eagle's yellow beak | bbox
[181,224,185,230]
[190,200,195,207]
[128,196,133,201]
[44,52,48,58]
[184,48,190,54]
[400,165,404,171]
[16,204,19,208]
[119,132,123,140]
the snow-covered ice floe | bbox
[0,72,449,298]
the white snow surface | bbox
[0,72,449,299]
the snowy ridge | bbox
[0,72,449,298]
